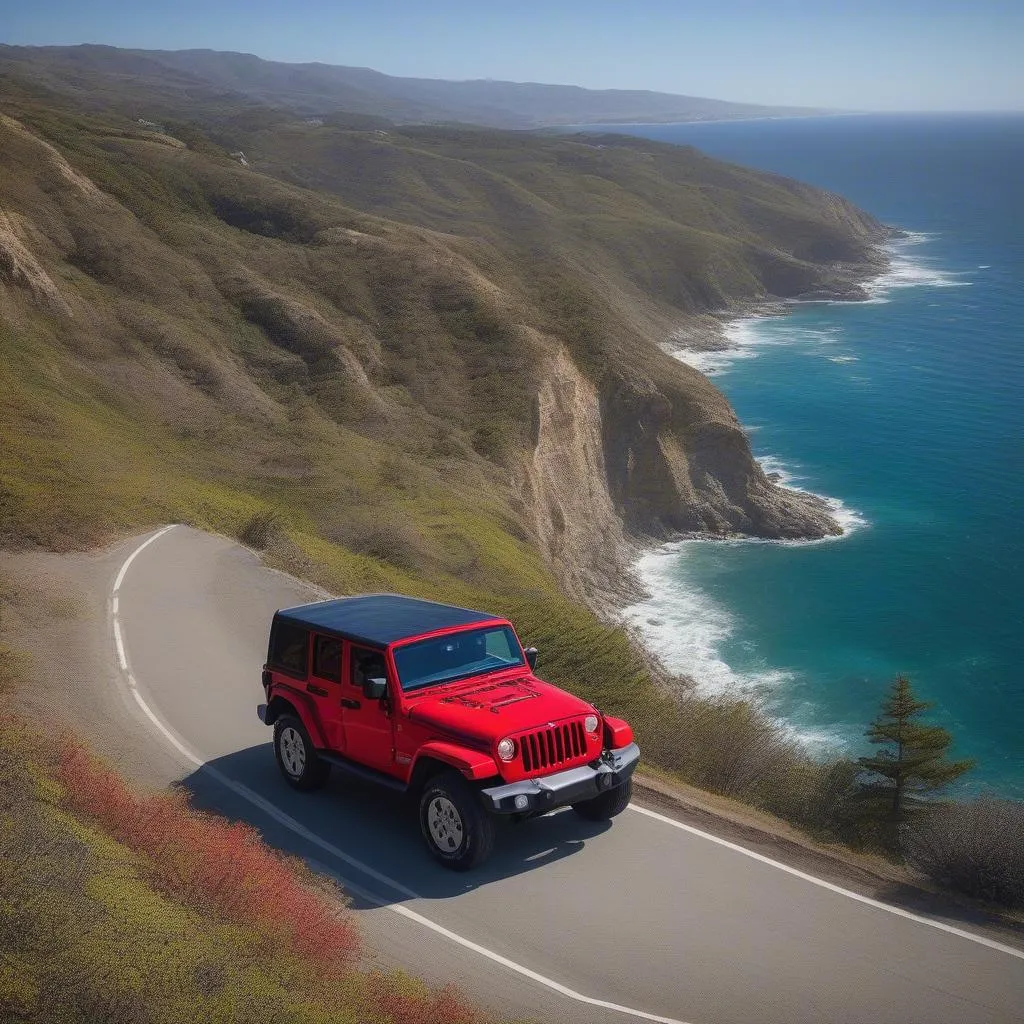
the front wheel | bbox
[572,777,632,821]
[273,715,330,791]
[419,771,495,871]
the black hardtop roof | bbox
[274,593,502,647]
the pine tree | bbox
[858,675,974,818]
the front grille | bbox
[520,720,588,773]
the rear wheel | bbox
[419,771,495,871]
[273,715,330,791]
[572,777,632,821]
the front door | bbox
[306,633,345,752]
[343,643,396,772]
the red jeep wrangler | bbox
[258,594,639,870]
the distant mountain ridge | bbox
[0,44,827,128]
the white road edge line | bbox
[628,804,1024,961]
[109,525,693,1024]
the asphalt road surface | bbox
[99,526,1024,1024]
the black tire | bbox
[418,770,496,871]
[273,715,330,791]
[572,777,633,821]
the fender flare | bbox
[602,715,634,749]
[412,740,499,782]
[266,684,329,748]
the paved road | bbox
[104,526,1023,1024]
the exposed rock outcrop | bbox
[0,210,72,317]
[516,342,629,604]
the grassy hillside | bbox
[0,44,827,128]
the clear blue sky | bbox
[2,0,1021,111]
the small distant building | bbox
[304,118,324,127]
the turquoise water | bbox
[607,115,1024,795]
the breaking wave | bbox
[866,232,974,299]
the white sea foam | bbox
[757,454,867,537]
[829,354,858,363]
[667,317,847,376]
[866,232,973,299]
[774,719,852,756]
[622,541,797,697]
[664,318,770,376]
[622,548,856,755]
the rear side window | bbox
[313,635,342,681]
[269,620,309,676]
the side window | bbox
[349,647,388,690]
[485,628,516,660]
[313,635,341,681]
[269,621,309,676]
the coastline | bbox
[615,224,976,722]
[611,238,901,716]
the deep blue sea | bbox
[601,115,1024,796]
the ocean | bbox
[597,114,1024,796]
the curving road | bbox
[101,526,1023,1024]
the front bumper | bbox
[480,742,640,814]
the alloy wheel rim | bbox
[280,726,306,776]
[427,796,464,852]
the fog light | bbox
[514,794,529,810]
[598,773,612,790]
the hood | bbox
[406,674,594,745]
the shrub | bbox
[366,973,482,1024]
[324,506,433,574]
[239,509,285,550]
[650,693,802,799]
[901,796,1024,907]
[55,741,360,975]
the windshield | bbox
[393,625,525,692]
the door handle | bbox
[341,697,361,710]
[306,683,328,697]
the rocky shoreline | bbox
[567,238,897,636]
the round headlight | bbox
[497,738,516,761]
[584,715,600,734]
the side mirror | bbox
[363,676,388,700]
[524,647,538,672]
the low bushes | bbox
[901,796,1024,907]
[55,740,360,979]
[366,974,483,1024]
[240,508,286,550]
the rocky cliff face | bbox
[515,323,844,601]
